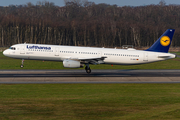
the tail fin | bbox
[146,29,175,53]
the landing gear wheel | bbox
[86,69,91,74]
[85,64,91,74]
[20,64,24,68]
[85,66,91,74]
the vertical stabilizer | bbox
[146,29,175,53]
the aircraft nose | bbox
[3,49,9,56]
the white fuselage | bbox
[3,43,176,65]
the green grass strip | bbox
[0,84,180,119]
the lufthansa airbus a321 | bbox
[3,29,176,73]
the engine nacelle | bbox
[63,59,83,68]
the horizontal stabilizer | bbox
[158,56,171,58]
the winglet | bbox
[146,29,175,53]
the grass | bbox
[0,84,180,119]
[0,52,180,70]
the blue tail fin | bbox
[146,29,175,53]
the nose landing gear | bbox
[21,59,24,68]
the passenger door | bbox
[143,52,148,61]
[98,51,102,57]
[55,47,59,56]
[20,45,25,54]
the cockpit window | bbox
[9,47,16,50]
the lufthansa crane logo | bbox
[160,36,171,46]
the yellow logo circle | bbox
[160,36,171,46]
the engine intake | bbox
[63,59,83,68]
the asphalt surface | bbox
[0,70,180,84]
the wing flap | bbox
[62,56,107,64]
[78,56,107,61]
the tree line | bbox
[0,0,180,48]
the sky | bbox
[1,0,180,7]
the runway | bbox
[0,70,180,84]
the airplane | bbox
[3,29,176,74]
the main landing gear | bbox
[21,59,24,68]
[85,64,91,74]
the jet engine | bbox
[63,59,84,68]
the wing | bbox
[62,56,107,65]
[78,57,107,64]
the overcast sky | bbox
[1,0,180,7]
